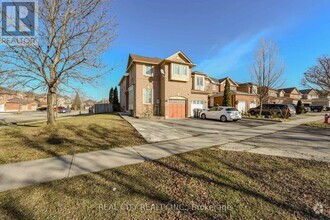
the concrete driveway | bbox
[123,116,279,143]
[122,115,330,162]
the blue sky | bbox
[86,0,330,101]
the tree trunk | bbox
[259,95,263,117]
[47,87,57,124]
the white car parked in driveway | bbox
[200,106,242,122]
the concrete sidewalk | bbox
[0,115,326,193]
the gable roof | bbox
[238,82,257,86]
[129,54,162,64]
[207,77,220,84]
[6,98,32,105]
[218,77,239,86]
[192,71,207,76]
[126,54,162,71]
[280,87,301,94]
[126,51,195,71]
[299,89,317,94]
[0,87,16,95]
[165,51,194,64]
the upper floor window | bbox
[182,65,187,76]
[172,64,188,77]
[143,88,152,104]
[144,65,152,76]
[230,86,237,91]
[212,85,216,91]
[252,86,257,93]
[196,76,204,90]
[206,81,210,90]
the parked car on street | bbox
[304,104,324,112]
[57,106,67,113]
[200,106,242,122]
[37,107,47,111]
[248,104,296,118]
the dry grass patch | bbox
[303,120,330,129]
[0,114,145,164]
[0,149,328,219]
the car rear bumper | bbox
[228,116,242,121]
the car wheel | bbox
[250,111,256,116]
[201,114,206,119]
[220,115,227,122]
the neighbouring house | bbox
[35,94,48,107]
[299,89,319,100]
[119,51,209,118]
[209,78,259,112]
[277,89,285,98]
[5,98,38,112]
[0,88,71,112]
[278,87,302,105]
[56,95,72,108]
[83,99,96,110]
[309,90,330,107]
[0,88,39,112]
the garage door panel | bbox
[169,100,186,118]
[191,100,204,116]
[237,101,246,112]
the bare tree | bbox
[302,55,330,93]
[0,0,116,124]
[249,39,285,116]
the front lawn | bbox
[0,114,145,164]
[303,120,330,129]
[0,149,328,219]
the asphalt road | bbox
[0,110,88,123]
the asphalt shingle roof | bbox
[129,54,162,64]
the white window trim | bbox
[143,65,153,77]
[195,76,205,91]
[143,88,153,105]
[171,63,189,81]
[212,84,216,91]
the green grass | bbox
[0,114,145,164]
[0,149,328,219]
[303,120,330,129]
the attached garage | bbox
[237,101,246,112]
[169,99,186,118]
[191,100,204,117]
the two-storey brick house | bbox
[119,51,209,118]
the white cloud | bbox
[197,30,272,78]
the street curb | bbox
[242,117,282,123]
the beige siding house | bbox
[119,51,209,118]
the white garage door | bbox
[250,102,257,109]
[0,104,4,112]
[237,101,246,112]
[191,100,204,117]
